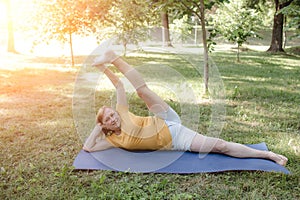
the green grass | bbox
[0,50,299,199]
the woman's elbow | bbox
[82,146,93,152]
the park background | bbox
[0,0,299,199]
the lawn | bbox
[0,49,299,199]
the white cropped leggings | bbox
[156,106,197,151]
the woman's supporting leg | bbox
[190,134,288,166]
[94,50,169,114]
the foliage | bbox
[279,0,300,39]
[28,0,112,66]
[169,15,193,43]
[31,0,111,44]
[167,0,228,53]
[26,0,160,58]
[97,0,160,53]
[212,0,262,61]
[155,0,229,40]
[242,0,295,52]
[242,0,274,27]
[243,0,267,10]
[157,0,228,16]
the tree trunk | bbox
[237,44,240,62]
[6,0,16,53]
[283,15,287,48]
[267,0,293,52]
[69,32,74,67]
[161,11,172,47]
[200,0,209,94]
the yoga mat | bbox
[73,142,290,174]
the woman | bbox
[83,50,288,166]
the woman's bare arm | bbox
[103,68,127,106]
[83,124,113,152]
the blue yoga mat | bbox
[73,142,290,174]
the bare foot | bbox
[92,50,119,67]
[268,151,288,166]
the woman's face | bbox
[102,107,121,131]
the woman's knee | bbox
[213,139,228,153]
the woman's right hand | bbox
[98,123,110,131]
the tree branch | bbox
[192,1,201,12]
[180,1,201,19]
[280,0,294,9]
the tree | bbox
[199,0,209,93]
[151,0,173,46]
[213,0,262,61]
[101,0,160,54]
[279,0,300,40]
[4,0,16,53]
[161,11,172,47]
[31,0,111,66]
[267,0,294,52]
[174,0,228,93]
[156,0,229,93]
[244,0,297,52]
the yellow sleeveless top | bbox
[105,104,172,150]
